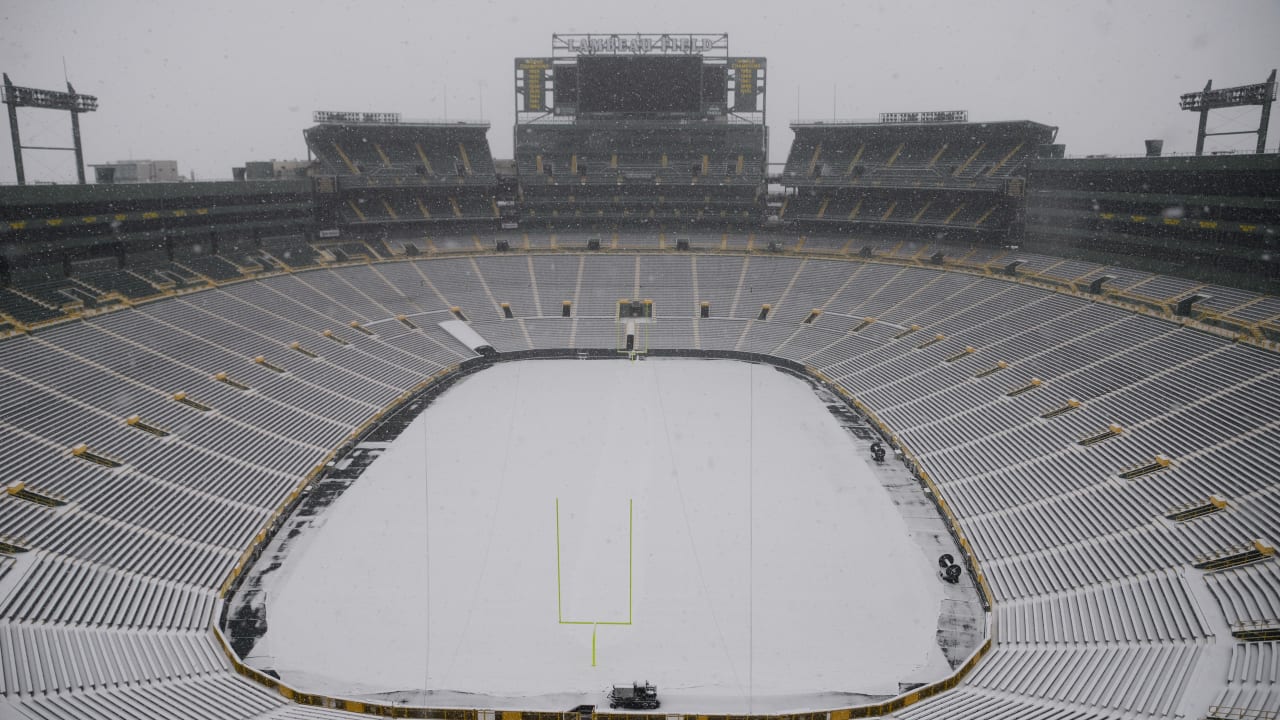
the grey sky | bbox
[1,0,1276,183]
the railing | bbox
[791,117,882,126]
[336,175,499,190]
[518,113,764,126]
[779,172,1009,191]
[1053,147,1280,160]
[1206,707,1279,720]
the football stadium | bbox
[1,18,1280,720]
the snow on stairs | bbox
[1167,496,1229,523]
[5,481,68,507]
[1194,541,1276,572]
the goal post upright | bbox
[554,497,634,626]
[555,497,634,666]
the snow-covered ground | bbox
[251,359,951,712]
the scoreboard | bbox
[515,35,768,183]
[516,58,550,112]
[578,56,702,113]
[730,57,764,113]
[516,52,764,117]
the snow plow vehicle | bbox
[608,682,660,710]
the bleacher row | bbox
[781,192,1001,227]
[0,249,1277,719]
[4,231,1277,343]
[341,192,497,224]
[514,172,764,222]
[783,121,1056,189]
[515,127,765,186]
[304,125,496,183]
[516,150,764,185]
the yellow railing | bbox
[215,615,990,720]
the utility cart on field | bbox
[608,682,660,710]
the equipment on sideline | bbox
[609,682,660,710]
[938,554,963,584]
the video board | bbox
[577,56,703,113]
[515,40,764,119]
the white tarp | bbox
[438,319,493,353]
[257,360,948,712]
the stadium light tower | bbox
[1179,69,1276,155]
[2,72,99,185]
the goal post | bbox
[556,497,634,666]
[616,299,653,358]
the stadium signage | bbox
[313,110,401,125]
[563,35,718,55]
[517,58,549,112]
[879,110,969,124]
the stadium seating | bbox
[0,243,1278,720]
[0,287,65,324]
[516,126,764,185]
[781,120,1054,238]
[1024,154,1280,292]
[782,189,1004,229]
[305,122,496,184]
[784,121,1053,187]
[1209,641,1280,718]
[339,190,498,224]
[515,124,766,221]
[301,122,503,244]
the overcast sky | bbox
[1,0,1276,183]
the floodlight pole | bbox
[2,72,98,185]
[1259,69,1276,154]
[68,82,86,184]
[1181,69,1276,156]
[4,74,24,185]
[1194,79,1211,157]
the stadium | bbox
[1,21,1280,720]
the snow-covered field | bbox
[254,359,949,712]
